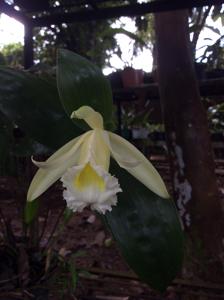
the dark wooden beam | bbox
[113,78,224,101]
[31,0,224,27]
[14,0,49,12]
[0,0,29,24]
[200,77,224,97]
[24,24,34,69]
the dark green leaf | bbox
[57,49,113,130]
[68,263,78,292]
[71,250,86,258]
[0,67,81,150]
[24,199,39,224]
[63,207,73,223]
[13,135,51,157]
[0,111,17,176]
[104,161,184,292]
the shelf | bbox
[113,78,224,102]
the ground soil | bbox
[0,157,224,299]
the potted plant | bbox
[121,66,144,88]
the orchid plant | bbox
[0,49,183,293]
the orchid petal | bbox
[31,131,91,170]
[27,134,86,202]
[108,132,169,199]
[101,130,140,168]
[71,106,104,130]
[92,130,110,170]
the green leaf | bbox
[0,67,81,150]
[104,161,184,292]
[24,199,39,224]
[68,263,78,292]
[63,207,73,223]
[211,5,222,22]
[57,49,113,130]
[0,111,16,176]
[13,135,51,157]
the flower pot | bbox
[121,67,144,88]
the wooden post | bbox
[24,22,34,69]
[154,10,224,283]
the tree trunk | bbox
[154,10,224,284]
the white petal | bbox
[61,163,121,214]
[78,129,110,171]
[101,130,139,168]
[71,106,104,130]
[108,132,169,199]
[27,133,88,202]
[31,131,91,170]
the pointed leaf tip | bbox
[57,49,113,130]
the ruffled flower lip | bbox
[61,162,122,214]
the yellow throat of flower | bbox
[74,163,105,191]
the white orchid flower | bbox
[27,106,169,214]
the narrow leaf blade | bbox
[24,199,39,224]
